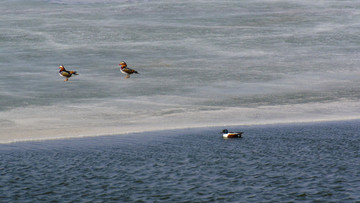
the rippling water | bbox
[1,1,360,201]
[1,121,359,202]
[1,0,360,142]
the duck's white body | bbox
[222,129,243,138]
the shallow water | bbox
[1,121,359,202]
[1,0,360,142]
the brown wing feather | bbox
[123,67,138,74]
[60,71,71,77]
[69,71,78,75]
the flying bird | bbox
[119,61,139,79]
[58,65,78,81]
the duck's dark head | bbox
[222,129,228,134]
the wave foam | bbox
[1,99,359,144]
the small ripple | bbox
[1,121,360,202]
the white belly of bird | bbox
[120,70,128,75]
[223,132,242,138]
[59,73,68,78]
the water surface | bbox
[1,121,359,202]
[1,0,360,142]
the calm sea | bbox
[1,121,360,202]
[1,0,360,142]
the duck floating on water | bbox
[222,129,243,138]
[58,65,78,81]
[119,61,139,79]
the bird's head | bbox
[119,61,127,67]
[59,65,65,71]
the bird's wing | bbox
[60,71,71,77]
[122,67,137,74]
[69,71,78,75]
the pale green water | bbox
[1,0,360,141]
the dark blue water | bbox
[1,121,360,202]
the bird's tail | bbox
[70,71,78,75]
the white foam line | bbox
[1,100,360,144]
[1,116,360,144]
